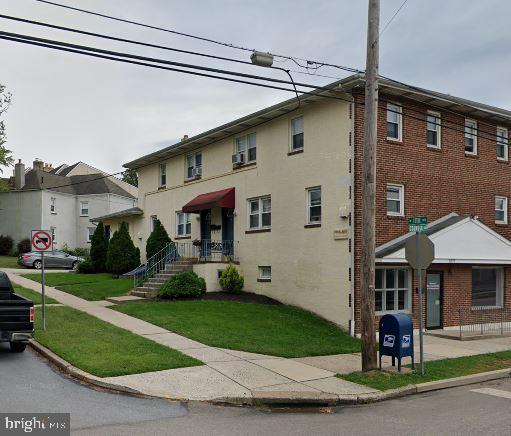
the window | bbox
[375,268,410,313]
[497,126,508,161]
[186,152,202,179]
[495,196,508,224]
[150,215,158,232]
[235,133,257,163]
[290,116,304,151]
[427,111,441,148]
[159,163,166,187]
[50,227,56,244]
[258,266,271,281]
[307,187,322,224]
[87,227,95,243]
[80,201,89,217]
[248,196,271,230]
[387,103,402,141]
[176,212,191,236]
[50,197,56,214]
[472,267,503,308]
[386,184,404,216]
[464,119,478,155]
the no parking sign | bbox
[31,230,53,252]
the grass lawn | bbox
[34,306,202,377]
[0,255,19,268]
[13,284,59,305]
[22,272,132,301]
[115,300,361,357]
[339,351,511,391]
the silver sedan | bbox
[17,251,84,270]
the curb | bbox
[29,340,511,407]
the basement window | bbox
[258,266,271,282]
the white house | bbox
[0,159,137,250]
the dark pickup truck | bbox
[0,272,34,352]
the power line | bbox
[376,0,410,43]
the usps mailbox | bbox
[379,313,414,372]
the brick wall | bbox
[352,91,511,332]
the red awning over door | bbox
[182,188,235,214]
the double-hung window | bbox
[464,119,478,155]
[307,187,322,224]
[235,133,256,164]
[248,196,271,230]
[87,227,95,243]
[159,163,167,187]
[386,184,404,216]
[375,268,410,312]
[290,116,304,151]
[495,196,508,224]
[427,111,441,148]
[150,215,158,232]
[472,267,503,308]
[387,103,402,141]
[176,212,191,236]
[497,126,509,161]
[50,197,57,214]
[80,201,89,217]
[186,152,202,179]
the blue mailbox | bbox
[379,313,414,372]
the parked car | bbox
[0,272,34,352]
[17,251,84,270]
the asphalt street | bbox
[2,343,511,435]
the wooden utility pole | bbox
[360,0,380,371]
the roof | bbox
[90,206,143,222]
[182,188,235,213]
[6,169,135,198]
[377,213,511,265]
[55,162,79,176]
[124,73,511,170]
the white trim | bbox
[235,132,257,164]
[497,126,509,161]
[79,201,89,217]
[426,110,441,149]
[464,118,478,155]
[258,266,272,279]
[158,162,167,187]
[375,267,412,314]
[306,186,322,225]
[386,183,404,216]
[386,102,402,142]
[495,196,508,225]
[185,151,203,181]
[247,196,271,230]
[175,211,191,237]
[289,115,304,151]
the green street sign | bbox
[408,216,428,233]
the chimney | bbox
[181,135,189,142]
[14,159,25,190]
[43,163,53,172]
[33,159,44,171]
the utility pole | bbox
[360,0,380,371]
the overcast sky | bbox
[0,0,510,175]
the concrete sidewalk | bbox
[8,270,511,403]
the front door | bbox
[221,208,234,256]
[426,272,442,329]
[200,209,211,257]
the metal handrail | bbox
[198,239,238,262]
[458,307,511,338]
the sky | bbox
[0,0,510,175]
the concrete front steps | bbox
[129,259,195,299]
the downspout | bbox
[349,96,356,337]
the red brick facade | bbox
[352,91,511,332]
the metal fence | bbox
[198,240,238,263]
[458,307,511,338]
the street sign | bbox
[31,230,53,252]
[408,216,428,233]
[405,234,435,270]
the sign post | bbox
[31,230,53,330]
[405,217,434,375]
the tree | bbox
[146,219,172,260]
[106,222,140,277]
[121,168,138,187]
[0,84,13,174]
[90,222,109,272]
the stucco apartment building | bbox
[0,159,137,250]
[97,74,511,334]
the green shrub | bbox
[106,222,140,277]
[17,238,31,254]
[61,244,89,258]
[219,264,244,294]
[90,222,109,272]
[77,258,95,274]
[146,219,172,260]
[0,235,13,255]
[158,271,206,299]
